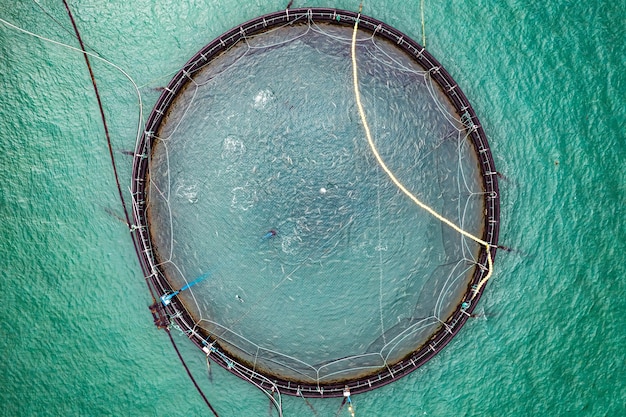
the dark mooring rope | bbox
[165,328,220,417]
[61,2,219,415]
[61,0,132,230]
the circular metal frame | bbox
[131,8,500,398]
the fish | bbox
[261,230,278,241]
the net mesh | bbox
[144,14,490,387]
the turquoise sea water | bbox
[1,1,624,416]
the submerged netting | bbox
[132,8,499,397]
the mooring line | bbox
[420,0,426,47]
[165,327,221,417]
[62,0,133,231]
[61,3,219,415]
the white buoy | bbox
[320,187,327,194]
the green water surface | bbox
[1,1,624,416]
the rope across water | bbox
[350,5,493,302]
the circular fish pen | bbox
[131,8,500,398]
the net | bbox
[131,8,499,397]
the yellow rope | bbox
[350,6,493,302]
